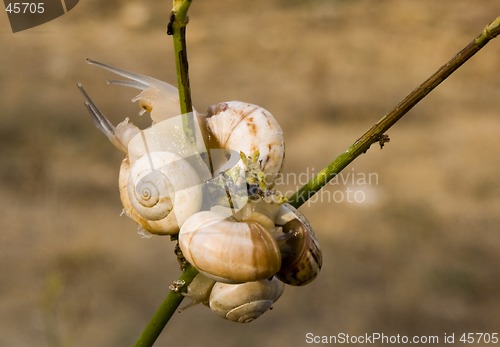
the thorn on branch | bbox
[378,134,390,149]
[169,280,186,293]
[167,12,175,35]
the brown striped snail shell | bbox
[178,208,282,283]
[273,203,322,286]
[204,101,284,188]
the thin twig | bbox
[287,16,500,208]
[133,265,198,347]
[133,2,198,346]
[168,0,196,144]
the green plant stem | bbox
[133,15,500,347]
[133,265,198,347]
[168,0,196,143]
[288,16,500,208]
[132,2,197,347]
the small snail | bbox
[79,60,285,234]
[273,203,322,286]
[178,206,282,283]
[209,277,284,323]
[184,273,284,323]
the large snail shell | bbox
[178,210,282,283]
[205,101,284,187]
[209,277,284,323]
[119,151,203,235]
[274,203,322,286]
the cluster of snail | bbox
[78,60,322,323]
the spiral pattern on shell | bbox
[120,151,203,235]
[209,277,284,323]
[128,168,174,221]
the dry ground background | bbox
[1,1,500,346]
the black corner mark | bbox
[4,0,79,33]
[64,0,77,11]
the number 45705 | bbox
[460,333,499,344]
[5,2,45,14]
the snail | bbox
[184,273,284,323]
[78,60,285,234]
[178,207,282,283]
[273,203,322,286]
[184,273,217,306]
[205,101,284,188]
[78,60,207,235]
[209,277,284,323]
[83,59,182,126]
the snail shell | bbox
[119,150,203,235]
[204,101,284,187]
[78,60,209,235]
[209,277,284,323]
[178,209,282,283]
[274,203,322,286]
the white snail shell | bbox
[78,60,210,235]
[119,114,209,235]
[128,160,174,221]
[274,203,322,286]
[205,101,284,187]
[209,277,284,323]
[178,209,282,283]
[119,151,203,235]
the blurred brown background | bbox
[1,1,499,346]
